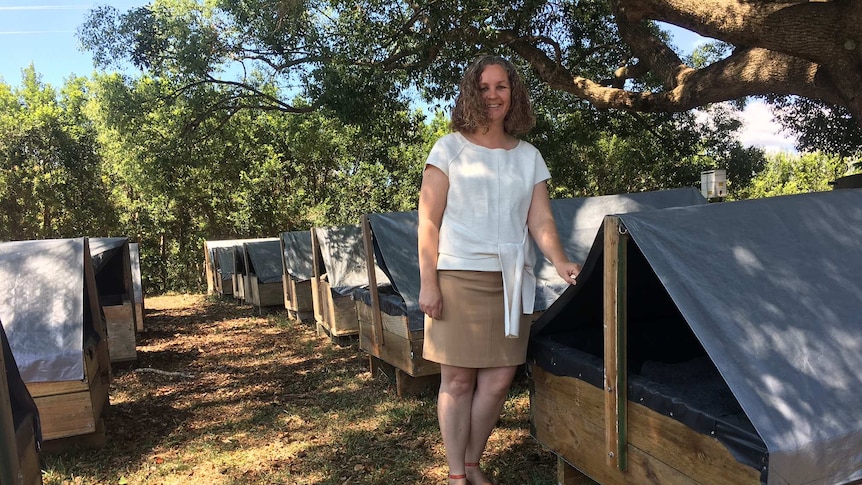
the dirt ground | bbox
[39,294,557,485]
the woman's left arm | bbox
[527,181,581,284]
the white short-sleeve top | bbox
[425,131,551,337]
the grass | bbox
[38,294,557,485]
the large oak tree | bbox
[80,0,862,154]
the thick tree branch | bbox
[610,1,693,89]
[504,30,843,113]
[188,77,316,113]
[611,0,862,122]
[618,0,861,68]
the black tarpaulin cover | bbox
[532,189,862,485]
[0,238,88,382]
[281,231,314,282]
[243,239,283,284]
[90,237,131,306]
[206,240,237,273]
[206,240,235,282]
[314,225,391,296]
[364,188,705,331]
[533,188,706,310]
[365,211,423,330]
[215,246,236,279]
[89,237,127,273]
[208,239,267,278]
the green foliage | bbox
[0,67,117,241]
[83,70,430,293]
[769,96,862,159]
[740,152,853,199]
[3,2,816,292]
[527,85,765,198]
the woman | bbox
[418,55,581,485]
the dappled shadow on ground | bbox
[39,294,557,485]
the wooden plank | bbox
[603,215,627,470]
[395,367,440,398]
[558,455,599,485]
[281,275,292,311]
[232,274,241,299]
[256,280,285,308]
[85,337,110,428]
[15,413,41,485]
[1,326,23,485]
[204,242,215,294]
[28,340,110,443]
[531,366,761,485]
[312,276,324,332]
[120,243,139,351]
[25,380,88,399]
[327,292,359,337]
[279,236,292,310]
[353,291,417,341]
[250,276,262,307]
[290,279,314,314]
[360,214,385,352]
[310,229,325,330]
[248,276,283,311]
[320,282,359,337]
[317,279,331,334]
[135,302,144,333]
[104,303,137,363]
[358,315,439,377]
[367,356,439,398]
[40,417,106,452]
[33,390,95,441]
[242,246,253,304]
[220,274,233,296]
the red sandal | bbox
[448,472,470,484]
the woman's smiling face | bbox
[479,63,511,126]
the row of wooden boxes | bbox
[205,189,716,394]
[204,186,862,485]
[205,189,714,395]
[0,238,144,485]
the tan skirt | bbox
[422,270,532,368]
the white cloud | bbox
[738,100,798,153]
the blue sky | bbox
[0,1,147,85]
[0,3,795,151]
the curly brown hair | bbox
[449,55,536,135]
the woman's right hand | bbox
[419,285,443,320]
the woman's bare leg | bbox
[464,365,518,485]
[438,364,478,484]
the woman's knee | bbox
[476,367,517,398]
[440,367,477,396]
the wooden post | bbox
[360,215,385,352]
[310,228,324,336]
[204,242,215,294]
[0,329,23,485]
[241,245,253,304]
[603,216,628,471]
[279,235,292,311]
[121,242,138,348]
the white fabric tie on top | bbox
[497,230,536,338]
[438,218,536,338]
